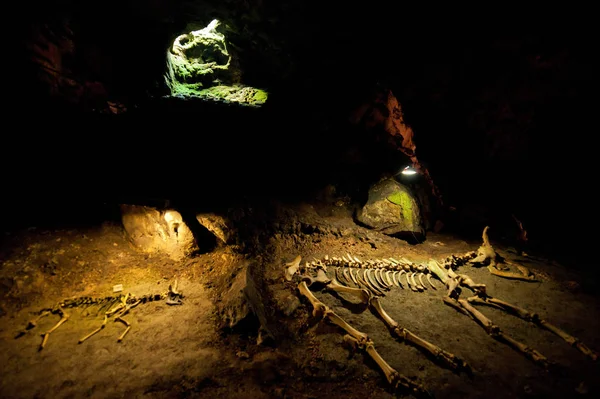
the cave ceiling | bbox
[9,1,595,242]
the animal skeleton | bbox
[286,227,598,397]
[15,280,183,350]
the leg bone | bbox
[371,297,470,373]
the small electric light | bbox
[400,166,417,175]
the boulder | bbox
[120,205,198,260]
[356,178,425,242]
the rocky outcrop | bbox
[120,205,198,260]
[216,260,275,343]
[196,212,235,244]
[356,178,425,242]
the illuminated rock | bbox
[120,205,198,260]
[165,19,268,106]
[355,178,425,242]
[196,212,234,244]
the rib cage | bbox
[300,252,477,296]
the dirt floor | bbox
[0,202,599,399]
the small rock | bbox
[236,351,250,359]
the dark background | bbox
[4,1,596,263]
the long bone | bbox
[39,306,69,350]
[370,297,470,373]
[466,296,598,361]
[326,277,372,304]
[297,280,430,398]
[79,296,127,344]
[428,259,552,368]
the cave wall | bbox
[7,1,596,256]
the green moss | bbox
[164,20,268,106]
[387,190,414,224]
[252,89,268,103]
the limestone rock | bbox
[356,178,425,241]
[196,212,234,244]
[120,205,198,260]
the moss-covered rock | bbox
[165,19,268,106]
[355,177,425,242]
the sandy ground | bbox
[1,205,599,399]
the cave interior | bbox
[2,2,598,399]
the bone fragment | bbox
[169,279,180,296]
[285,256,302,281]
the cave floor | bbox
[0,206,599,399]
